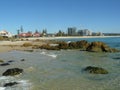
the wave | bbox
[0,76,32,90]
[47,54,57,58]
[40,51,46,55]
[40,51,57,58]
[0,87,5,90]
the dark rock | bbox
[113,57,120,59]
[21,59,25,61]
[24,50,34,52]
[8,60,15,63]
[84,66,108,74]
[4,82,18,87]
[0,63,10,66]
[2,68,23,76]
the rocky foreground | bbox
[0,39,119,53]
[33,40,119,53]
[0,39,119,88]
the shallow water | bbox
[0,37,120,90]
[0,50,120,90]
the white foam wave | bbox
[0,76,8,80]
[47,54,57,58]
[0,87,5,90]
[17,80,32,89]
[18,80,30,85]
[40,51,46,55]
[0,76,15,81]
[0,76,32,90]
[40,51,57,58]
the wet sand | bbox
[0,40,46,53]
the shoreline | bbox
[21,36,120,40]
[0,36,119,53]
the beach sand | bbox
[0,40,46,53]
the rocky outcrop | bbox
[68,40,89,50]
[76,40,90,50]
[58,41,68,49]
[2,68,23,76]
[36,40,119,53]
[39,40,90,50]
[86,41,119,52]
[40,44,60,50]
[84,66,108,74]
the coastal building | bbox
[47,33,55,37]
[33,32,41,37]
[78,29,92,36]
[18,32,33,37]
[92,32,104,36]
[68,27,77,36]
[0,30,12,37]
[103,33,120,36]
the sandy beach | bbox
[0,40,45,53]
[19,36,120,40]
[0,41,28,53]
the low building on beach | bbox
[0,30,12,37]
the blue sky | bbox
[0,0,120,34]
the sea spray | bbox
[40,51,57,58]
[0,76,32,90]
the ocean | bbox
[0,37,120,90]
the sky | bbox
[0,0,120,34]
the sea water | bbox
[0,37,120,90]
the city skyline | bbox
[0,0,120,34]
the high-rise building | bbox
[78,29,92,36]
[68,27,76,36]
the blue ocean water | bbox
[0,37,120,90]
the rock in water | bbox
[2,68,23,76]
[113,57,120,59]
[21,59,25,61]
[4,82,18,87]
[8,60,15,63]
[0,63,10,66]
[84,66,108,74]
